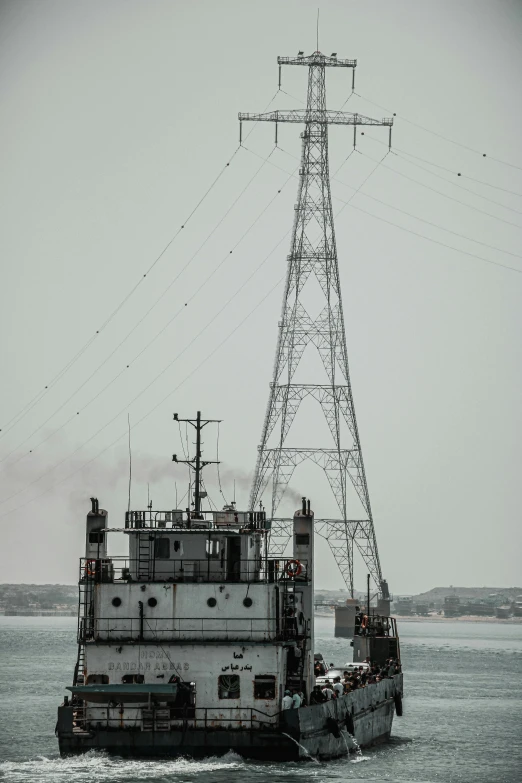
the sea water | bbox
[0,615,521,782]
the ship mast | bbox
[172,411,221,517]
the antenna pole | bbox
[316,8,319,51]
[194,411,202,515]
[172,411,221,518]
[127,413,132,513]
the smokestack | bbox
[302,496,306,515]
[307,499,311,516]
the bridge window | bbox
[218,675,240,699]
[254,675,276,700]
[89,530,105,544]
[206,539,220,558]
[154,537,170,559]
[295,533,309,546]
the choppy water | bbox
[0,616,521,782]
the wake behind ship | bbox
[56,490,402,760]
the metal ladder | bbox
[142,709,154,731]
[155,709,170,731]
[138,532,154,580]
[283,582,306,692]
[73,642,86,685]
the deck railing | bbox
[68,703,280,732]
[80,615,302,643]
[125,509,269,530]
[79,557,310,585]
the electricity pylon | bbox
[240,52,392,597]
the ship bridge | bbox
[122,506,272,583]
[79,501,312,647]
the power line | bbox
[330,154,522,275]
[249,143,357,184]
[332,162,522,262]
[0,209,295,507]
[0,146,241,440]
[346,200,522,276]
[339,91,355,110]
[0,144,272,456]
[272,146,522,275]
[279,88,306,105]
[279,143,522,262]
[363,135,522,216]
[372,153,522,231]
[392,147,522,199]
[0,275,285,521]
[0,148,292,469]
[393,149,522,217]
[353,91,522,173]
[8,139,519,509]
[260,133,522,241]
[0,88,286,441]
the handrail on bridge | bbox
[78,556,311,585]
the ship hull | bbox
[58,675,402,760]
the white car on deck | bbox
[315,662,370,686]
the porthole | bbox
[112,597,122,607]
[207,597,217,607]
[147,597,158,607]
[243,597,253,608]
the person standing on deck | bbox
[333,676,344,698]
[282,690,293,709]
[322,682,334,701]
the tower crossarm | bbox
[278,54,356,68]
[238,109,393,127]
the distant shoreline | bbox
[393,614,522,624]
[0,611,76,617]
[2,610,521,624]
[314,610,522,624]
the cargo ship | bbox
[56,47,404,760]
[56,458,402,760]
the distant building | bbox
[394,596,413,616]
[444,595,461,617]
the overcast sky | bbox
[1,0,521,594]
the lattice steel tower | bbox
[240,52,393,597]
